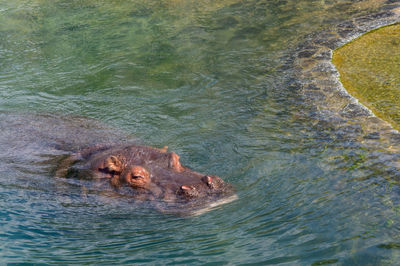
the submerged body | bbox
[0,112,235,214]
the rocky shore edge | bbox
[293,4,400,153]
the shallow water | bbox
[1,0,400,264]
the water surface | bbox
[1,0,400,264]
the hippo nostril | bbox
[181,185,193,191]
[178,185,199,199]
[202,175,214,188]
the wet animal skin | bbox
[56,144,234,206]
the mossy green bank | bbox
[333,23,400,130]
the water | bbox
[1,0,400,264]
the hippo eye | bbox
[127,166,150,181]
[124,166,150,189]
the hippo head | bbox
[62,144,234,206]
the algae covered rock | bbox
[332,23,400,129]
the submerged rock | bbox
[333,23,400,130]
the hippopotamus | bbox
[0,112,235,215]
[56,144,235,213]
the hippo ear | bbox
[102,155,124,173]
[169,152,184,172]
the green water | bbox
[1,0,400,264]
